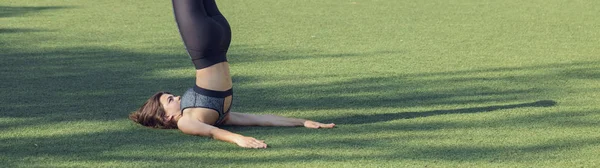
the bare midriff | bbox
[194,62,232,91]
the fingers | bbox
[305,121,336,129]
[313,123,335,129]
[321,123,336,128]
[239,137,267,149]
[249,139,267,149]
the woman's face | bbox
[159,93,181,118]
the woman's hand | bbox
[234,136,267,149]
[304,120,335,129]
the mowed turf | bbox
[1,0,599,167]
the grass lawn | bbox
[1,0,599,167]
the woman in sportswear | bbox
[129,0,335,149]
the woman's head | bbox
[129,91,181,129]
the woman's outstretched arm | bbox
[223,112,336,129]
[177,116,267,148]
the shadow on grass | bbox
[0,28,46,33]
[323,100,557,125]
[2,31,599,166]
[228,44,401,64]
[3,128,597,167]
[0,5,72,18]
[232,137,600,164]
[2,46,599,167]
[233,76,549,113]
[2,4,600,166]
[0,128,210,167]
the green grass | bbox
[1,0,599,167]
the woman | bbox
[129,0,335,149]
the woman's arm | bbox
[177,117,267,148]
[223,112,336,128]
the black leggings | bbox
[172,0,232,69]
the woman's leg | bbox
[203,0,231,54]
[172,0,228,69]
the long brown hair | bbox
[129,91,178,129]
